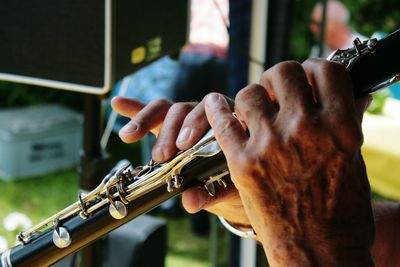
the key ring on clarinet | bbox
[78,191,89,219]
[106,179,128,220]
[218,216,256,239]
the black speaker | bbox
[0,0,188,95]
[54,215,167,267]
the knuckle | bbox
[337,118,363,152]
[235,84,264,102]
[302,57,323,68]
[319,60,348,77]
[205,92,223,102]
[205,92,219,99]
[217,116,238,135]
[290,115,313,138]
[303,58,348,81]
[131,118,148,133]
[272,60,303,76]
[150,98,172,109]
[281,113,321,145]
[183,110,207,128]
[169,102,194,114]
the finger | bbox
[118,99,172,143]
[182,186,210,213]
[302,58,354,114]
[303,59,362,151]
[182,182,250,226]
[111,96,145,118]
[176,96,234,150]
[204,93,247,157]
[182,184,237,212]
[354,95,372,122]
[152,102,196,162]
[234,84,275,136]
[260,61,316,114]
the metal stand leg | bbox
[79,94,110,267]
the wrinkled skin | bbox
[112,59,374,266]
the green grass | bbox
[165,215,210,267]
[163,213,230,267]
[0,170,79,245]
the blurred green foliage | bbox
[368,89,390,114]
[291,0,400,61]
[0,81,85,110]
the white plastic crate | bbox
[0,104,83,179]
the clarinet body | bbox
[1,28,400,267]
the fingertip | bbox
[120,121,139,133]
[204,93,232,128]
[111,95,130,108]
[176,127,203,151]
[176,131,203,150]
[118,121,143,143]
[110,96,122,111]
[118,131,137,144]
[110,96,120,104]
[151,145,178,163]
[182,187,209,213]
[118,131,132,143]
[110,97,145,118]
[175,100,212,150]
[151,147,164,163]
[205,93,227,110]
[176,127,192,148]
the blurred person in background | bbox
[166,0,229,236]
[172,0,229,102]
[309,0,367,58]
[108,1,229,236]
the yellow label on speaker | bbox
[131,46,146,64]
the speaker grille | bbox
[0,0,105,87]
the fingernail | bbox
[209,93,221,102]
[177,127,192,144]
[206,94,222,108]
[120,121,138,134]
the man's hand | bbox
[111,95,249,226]
[112,58,375,266]
[205,59,374,266]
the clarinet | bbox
[1,28,399,267]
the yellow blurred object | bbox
[131,46,146,64]
[362,98,400,200]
